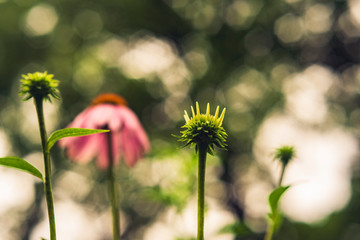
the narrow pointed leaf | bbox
[46,128,109,151]
[268,185,290,215]
[218,221,253,236]
[0,157,43,181]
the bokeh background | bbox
[0,0,360,239]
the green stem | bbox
[278,163,286,187]
[106,131,120,240]
[264,223,274,240]
[197,143,208,240]
[266,164,287,240]
[34,97,56,240]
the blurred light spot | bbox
[24,152,45,177]
[144,222,176,240]
[164,96,185,122]
[23,4,58,36]
[0,128,11,156]
[253,113,358,223]
[143,198,234,240]
[185,2,216,30]
[160,61,191,95]
[341,65,360,94]
[282,176,351,223]
[20,99,60,144]
[275,14,304,43]
[73,10,103,39]
[97,38,126,66]
[119,37,177,79]
[226,67,268,112]
[244,182,272,220]
[0,168,35,215]
[115,35,191,96]
[97,35,191,97]
[283,65,335,124]
[73,58,104,96]
[338,12,360,38]
[349,0,360,26]
[304,4,333,34]
[271,63,297,84]
[184,48,209,78]
[31,200,104,240]
[225,0,263,29]
[56,171,93,201]
[134,151,191,188]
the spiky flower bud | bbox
[178,102,227,154]
[274,145,295,167]
[19,71,60,102]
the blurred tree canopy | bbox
[1,0,360,239]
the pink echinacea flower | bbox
[59,93,150,169]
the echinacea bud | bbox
[178,102,227,155]
[19,71,60,102]
[274,145,295,167]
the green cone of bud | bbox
[19,71,60,102]
[178,102,227,155]
[274,145,295,167]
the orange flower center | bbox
[91,93,128,106]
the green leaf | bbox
[218,221,254,236]
[268,185,290,215]
[0,157,43,181]
[267,185,291,233]
[46,128,109,151]
[269,186,290,214]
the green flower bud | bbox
[178,102,227,154]
[19,71,60,102]
[274,145,295,167]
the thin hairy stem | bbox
[34,97,56,240]
[278,163,286,187]
[197,143,208,240]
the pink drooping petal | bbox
[118,107,145,131]
[111,131,121,166]
[119,126,149,167]
[95,132,122,170]
[120,130,136,167]
[97,136,109,169]
[118,107,151,153]
[85,105,124,130]
[65,135,103,164]
[133,125,151,153]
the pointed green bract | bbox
[0,157,43,181]
[46,128,109,151]
[19,71,60,102]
